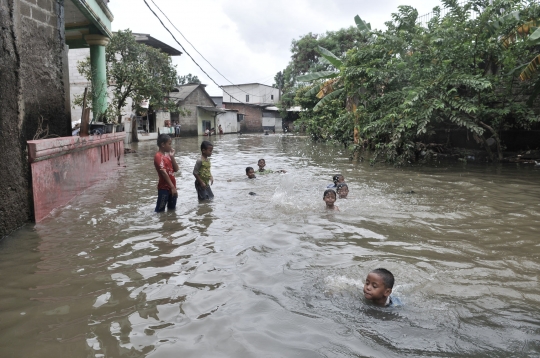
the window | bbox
[271,94,274,100]
[237,114,245,122]
[246,95,249,103]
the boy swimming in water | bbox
[323,189,339,211]
[257,158,286,174]
[363,268,401,307]
[336,183,349,199]
[327,174,345,188]
[246,166,256,179]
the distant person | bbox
[257,158,286,174]
[154,134,178,212]
[205,127,210,136]
[363,268,401,307]
[218,124,223,134]
[327,174,345,188]
[246,166,256,179]
[323,189,339,211]
[336,183,349,199]
[174,121,180,137]
[193,140,214,200]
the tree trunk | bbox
[474,133,494,162]
[479,121,503,161]
[131,117,139,143]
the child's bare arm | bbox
[169,149,179,172]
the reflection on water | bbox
[1,134,540,357]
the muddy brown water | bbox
[1,135,539,357]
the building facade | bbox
[0,0,114,238]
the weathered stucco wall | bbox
[174,87,215,136]
[0,0,69,238]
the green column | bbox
[85,35,110,122]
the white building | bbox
[222,83,280,104]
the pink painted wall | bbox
[27,133,124,222]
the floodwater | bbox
[1,134,540,358]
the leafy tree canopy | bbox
[286,0,540,165]
[177,73,201,85]
[75,29,179,123]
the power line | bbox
[149,0,276,99]
[143,0,253,105]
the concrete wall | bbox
[0,0,69,238]
[223,103,263,132]
[216,112,238,134]
[173,87,215,136]
[27,133,124,222]
[222,84,279,104]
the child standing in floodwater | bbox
[154,134,179,212]
[193,141,214,200]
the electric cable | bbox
[143,0,249,104]
[149,0,277,99]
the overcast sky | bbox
[108,0,443,96]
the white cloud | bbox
[108,0,443,95]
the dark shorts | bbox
[155,189,177,212]
[195,180,214,200]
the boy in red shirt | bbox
[154,134,179,212]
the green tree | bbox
[293,0,540,164]
[275,27,367,112]
[76,29,179,130]
[177,73,201,85]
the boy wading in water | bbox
[363,268,401,307]
[154,134,179,212]
[193,141,214,200]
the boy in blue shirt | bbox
[363,268,401,307]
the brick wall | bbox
[223,103,263,132]
[0,0,68,237]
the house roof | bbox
[221,83,276,89]
[169,84,216,107]
[132,33,182,56]
[198,106,226,113]
[169,84,202,102]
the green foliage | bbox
[177,73,201,85]
[275,27,367,111]
[75,29,179,123]
[288,0,540,164]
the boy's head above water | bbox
[333,174,345,185]
[246,167,256,179]
[201,141,213,157]
[257,158,266,170]
[336,183,348,198]
[157,134,172,151]
[323,189,337,208]
[364,268,394,306]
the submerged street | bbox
[1,134,539,357]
